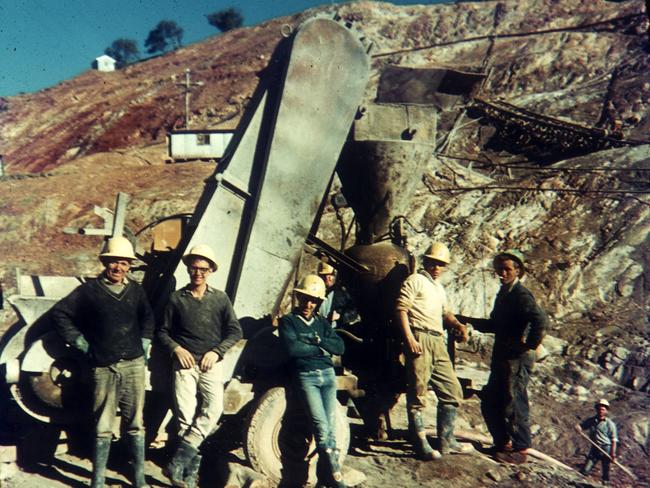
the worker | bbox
[575,398,618,483]
[396,242,471,460]
[279,274,347,488]
[53,236,154,488]
[158,244,242,488]
[461,249,547,464]
[317,262,359,329]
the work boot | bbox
[408,410,441,461]
[495,449,527,464]
[126,433,150,488]
[163,440,198,488]
[315,446,347,488]
[91,437,111,488]
[436,404,473,455]
[581,458,594,476]
[183,453,202,488]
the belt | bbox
[412,328,443,337]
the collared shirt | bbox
[100,273,128,294]
[158,284,242,360]
[396,270,450,334]
[580,415,618,447]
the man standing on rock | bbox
[396,242,471,460]
[53,236,154,488]
[461,250,547,464]
[576,398,618,483]
[158,244,242,488]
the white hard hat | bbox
[99,236,136,261]
[596,398,610,408]
[424,242,451,264]
[182,244,218,271]
[294,274,326,300]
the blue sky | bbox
[0,0,448,97]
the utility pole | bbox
[176,69,204,129]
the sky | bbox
[0,0,449,97]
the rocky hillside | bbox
[0,1,648,486]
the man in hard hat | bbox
[280,274,346,487]
[461,249,547,464]
[575,399,618,483]
[396,241,470,460]
[317,261,359,329]
[158,244,242,488]
[53,236,154,488]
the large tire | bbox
[243,386,349,485]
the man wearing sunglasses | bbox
[158,244,242,488]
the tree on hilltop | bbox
[206,7,244,32]
[145,20,184,54]
[104,38,139,68]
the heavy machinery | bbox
[0,15,485,486]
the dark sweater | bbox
[279,311,345,372]
[52,277,154,367]
[157,285,242,360]
[472,281,547,361]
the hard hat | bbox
[294,274,326,300]
[99,236,136,261]
[596,398,610,408]
[423,242,451,264]
[182,244,218,271]
[317,262,335,276]
[494,249,526,277]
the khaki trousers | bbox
[404,331,463,413]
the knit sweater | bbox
[472,281,547,360]
[52,277,154,367]
[157,285,242,360]
[279,311,345,372]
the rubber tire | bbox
[243,386,349,485]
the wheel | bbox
[243,386,349,485]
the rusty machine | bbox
[0,16,485,486]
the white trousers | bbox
[173,361,224,447]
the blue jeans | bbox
[295,367,338,450]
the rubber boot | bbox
[127,433,150,488]
[407,410,441,461]
[325,447,347,488]
[91,437,111,488]
[163,440,198,488]
[437,404,472,455]
[184,453,202,488]
[581,458,594,476]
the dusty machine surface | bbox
[0,15,482,487]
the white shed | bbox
[94,55,116,72]
[168,130,234,162]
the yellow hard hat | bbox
[424,242,451,264]
[99,236,136,261]
[294,274,326,300]
[182,244,218,271]
[317,262,335,275]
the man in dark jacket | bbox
[158,244,242,488]
[53,236,154,488]
[461,250,547,464]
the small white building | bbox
[93,55,116,72]
[168,130,234,162]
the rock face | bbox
[0,0,648,486]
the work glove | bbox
[141,338,152,365]
[72,335,90,355]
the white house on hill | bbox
[93,55,116,72]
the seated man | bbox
[158,244,242,488]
